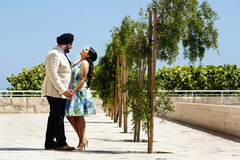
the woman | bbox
[65,47,97,150]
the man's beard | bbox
[64,46,69,53]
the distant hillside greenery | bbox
[6,64,240,91]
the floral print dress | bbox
[65,60,96,116]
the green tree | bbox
[149,0,219,64]
[145,0,219,153]
[91,43,117,114]
[90,0,220,153]
[7,63,45,90]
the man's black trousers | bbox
[45,96,67,148]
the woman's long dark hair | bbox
[85,57,94,88]
[85,47,97,88]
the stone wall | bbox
[171,96,240,105]
[0,97,49,113]
[1,96,239,113]
[168,102,240,137]
[0,97,103,114]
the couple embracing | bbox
[41,33,97,151]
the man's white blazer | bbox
[41,46,73,98]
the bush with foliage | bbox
[7,63,45,90]
[156,64,240,90]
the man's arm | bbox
[45,52,68,95]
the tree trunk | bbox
[122,52,128,133]
[118,56,122,127]
[148,9,157,154]
[138,60,147,142]
[125,58,128,132]
[147,10,153,148]
[134,60,142,142]
[111,98,114,120]
[114,56,119,123]
[133,123,137,142]
[147,9,153,105]
[136,120,141,142]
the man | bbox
[41,33,75,150]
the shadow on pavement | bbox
[0,148,44,151]
[75,150,172,154]
[91,137,126,142]
[75,150,130,154]
[0,148,173,155]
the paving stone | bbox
[0,106,239,160]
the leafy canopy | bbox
[7,63,45,90]
[149,0,219,64]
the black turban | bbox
[88,47,97,62]
[57,33,74,45]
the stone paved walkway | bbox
[0,107,240,160]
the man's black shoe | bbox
[45,144,57,150]
[55,145,75,151]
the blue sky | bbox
[0,0,239,90]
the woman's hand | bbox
[63,89,74,98]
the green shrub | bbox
[7,63,45,90]
[156,64,240,90]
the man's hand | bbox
[63,89,73,98]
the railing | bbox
[1,90,240,97]
[158,90,240,97]
[0,90,97,97]
[0,90,42,97]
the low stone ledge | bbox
[172,97,193,103]
[42,98,49,105]
[5,106,20,113]
[172,97,240,105]
[222,97,239,105]
[35,105,50,113]
[207,97,222,105]
[20,105,35,113]
[193,97,208,104]
[225,106,240,115]
[169,102,240,137]
[0,106,5,112]
[12,98,27,105]
[0,98,12,105]
[28,97,43,105]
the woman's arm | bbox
[73,61,89,93]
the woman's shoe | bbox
[76,138,88,150]
[84,138,88,148]
[76,142,85,150]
